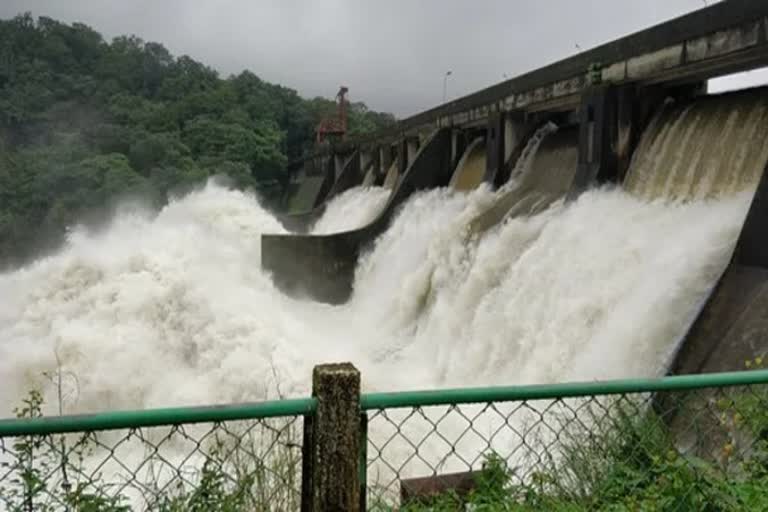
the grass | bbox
[394,414,768,511]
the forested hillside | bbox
[0,13,395,266]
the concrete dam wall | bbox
[264,85,768,380]
[260,0,768,379]
[262,129,454,303]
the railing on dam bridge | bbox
[2,365,768,510]
[293,0,768,167]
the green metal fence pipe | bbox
[0,397,317,437]
[4,369,768,436]
[360,369,768,410]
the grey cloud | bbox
[0,0,761,116]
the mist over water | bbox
[0,177,751,419]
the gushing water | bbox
[355,187,748,390]
[0,181,750,414]
[625,88,768,199]
[311,186,390,234]
[0,162,756,509]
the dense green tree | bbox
[0,13,396,265]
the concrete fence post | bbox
[302,363,361,512]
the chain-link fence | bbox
[363,369,768,511]
[0,395,311,511]
[3,368,768,511]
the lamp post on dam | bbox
[443,70,452,103]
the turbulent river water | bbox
[0,179,751,418]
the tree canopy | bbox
[0,13,396,266]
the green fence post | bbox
[302,363,361,512]
[359,413,368,511]
[301,411,315,512]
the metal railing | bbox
[2,367,768,510]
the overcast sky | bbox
[1,0,766,116]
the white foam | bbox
[0,178,750,415]
[311,186,391,234]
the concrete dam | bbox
[263,0,768,378]
[3,0,768,420]
[3,6,768,506]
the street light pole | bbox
[442,70,452,103]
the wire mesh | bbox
[3,373,768,510]
[0,405,303,511]
[366,384,768,510]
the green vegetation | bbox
[0,13,395,267]
[397,393,768,511]
[0,390,132,511]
